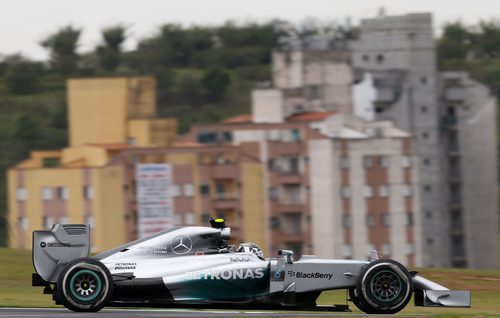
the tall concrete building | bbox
[351,13,498,268]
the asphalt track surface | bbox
[0,308,437,317]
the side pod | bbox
[412,275,471,308]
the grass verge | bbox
[2,248,500,316]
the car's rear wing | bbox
[32,224,90,283]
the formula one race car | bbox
[32,219,470,313]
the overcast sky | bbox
[1,0,499,61]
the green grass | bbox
[1,248,500,316]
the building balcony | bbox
[212,192,239,210]
[276,171,302,184]
[444,87,466,102]
[268,142,302,157]
[274,201,305,213]
[279,231,304,243]
[212,164,239,180]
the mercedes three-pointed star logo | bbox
[171,235,193,254]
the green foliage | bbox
[202,68,232,100]
[96,25,126,72]
[3,55,42,95]
[40,25,81,75]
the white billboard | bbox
[136,164,173,238]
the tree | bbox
[41,26,81,75]
[3,54,42,95]
[437,22,471,62]
[96,25,126,71]
[476,21,500,58]
[202,68,231,100]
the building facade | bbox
[351,13,498,268]
[184,111,421,266]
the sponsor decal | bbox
[271,269,284,282]
[114,262,137,271]
[230,256,250,262]
[184,268,265,280]
[40,241,71,248]
[195,251,204,256]
[171,235,193,254]
[138,245,169,254]
[288,271,334,280]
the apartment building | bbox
[8,145,265,252]
[184,108,421,265]
[351,13,498,268]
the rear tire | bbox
[353,259,413,314]
[57,258,113,312]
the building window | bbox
[270,217,280,229]
[184,184,194,197]
[403,185,413,197]
[425,210,432,219]
[16,188,27,201]
[379,156,389,168]
[376,54,385,63]
[171,184,181,197]
[57,187,69,200]
[421,106,428,113]
[43,216,54,229]
[199,184,210,195]
[291,129,301,141]
[42,187,53,201]
[406,213,414,226]
[269,187,278,201]
[420,77,428,84]
[423,185,432,192]
[401,156,412,168]
[379,185,389,197]
[341,186,351,198]
[366,214,375,227]
[83,186,93,200]
[421,132,429,139]
[342,214,352,228]
[382,214,391,227]
[427,238,434,245]
[222,131,233,142]
[185,213,195,225]
[201,213,211,224]
[363,156,373,168]
[197,132,218,144]
[340,157,349,169]
[267,159,276,171]
[364,185,373,198]
[423,158,431,166]
[362,54,369,62]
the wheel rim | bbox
[68,269,102,302]
[370,270,402,303]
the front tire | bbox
[56,258,113,312]
[353,259,413,314]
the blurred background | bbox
[1,0,500,273]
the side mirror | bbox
[279,249,294,264]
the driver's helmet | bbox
[237,242,263,259]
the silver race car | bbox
[32,219,470,313]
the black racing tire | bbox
[56,257,113,312]
[354,259,413,314]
